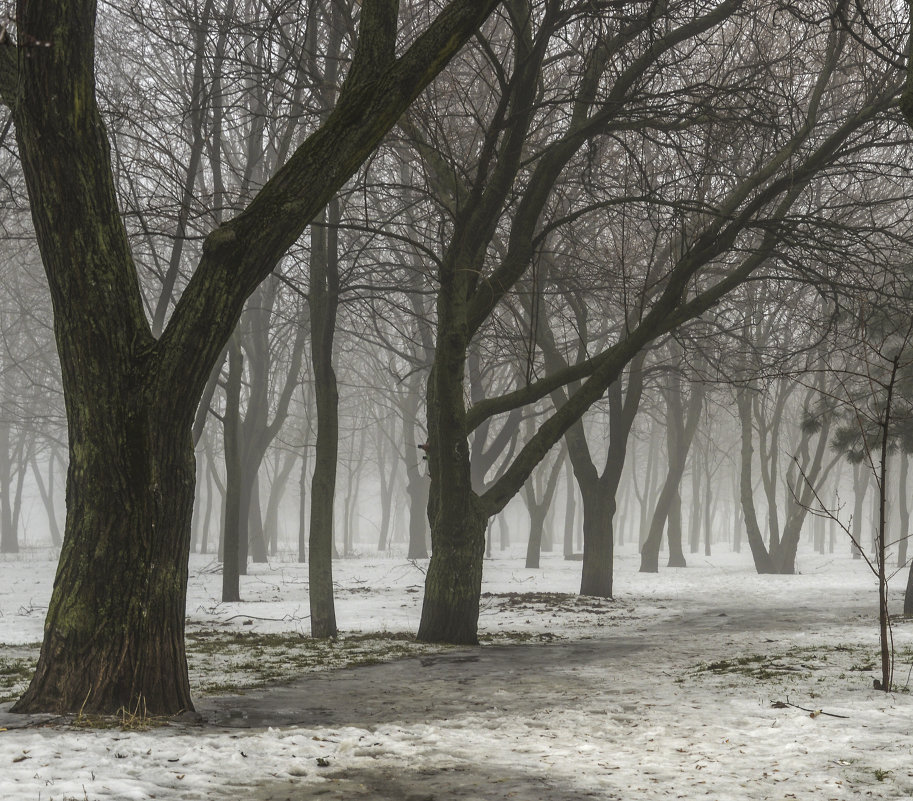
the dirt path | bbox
[189,596,871,801]
[196,595,861,729]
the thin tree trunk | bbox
[0,421,17,554]
[737,388,775,573]
[688,448,702,554]
[640,377,705,572]
[222,337,243,602]
[852,462,870,560]
[563,455,576,559]
[308,201,340,639]
[898,452,909,568]
[31,453,62,548]
[264,450,295,556]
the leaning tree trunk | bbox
[640,374,704,573]
[523,448,563,569]
[736,388,775,574]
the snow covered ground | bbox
[1,544,913,800]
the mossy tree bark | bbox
[417,264,487,644]
[3,0,503,713]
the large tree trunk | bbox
[14,386,196,714]
[578,477,615,596]
[418,484,487,643]
[417,276,485,644]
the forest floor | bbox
[1,545,913,799]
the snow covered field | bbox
[2,545,913,800]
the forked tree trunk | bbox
[523,448,563,569]
[640,375,704,573]
[6,0,501,714]
[736,388,776,574]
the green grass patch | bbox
[691,644,887,689]
[0,649,40,703]
[185,629,450,695]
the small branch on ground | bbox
[771,698,850,718]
